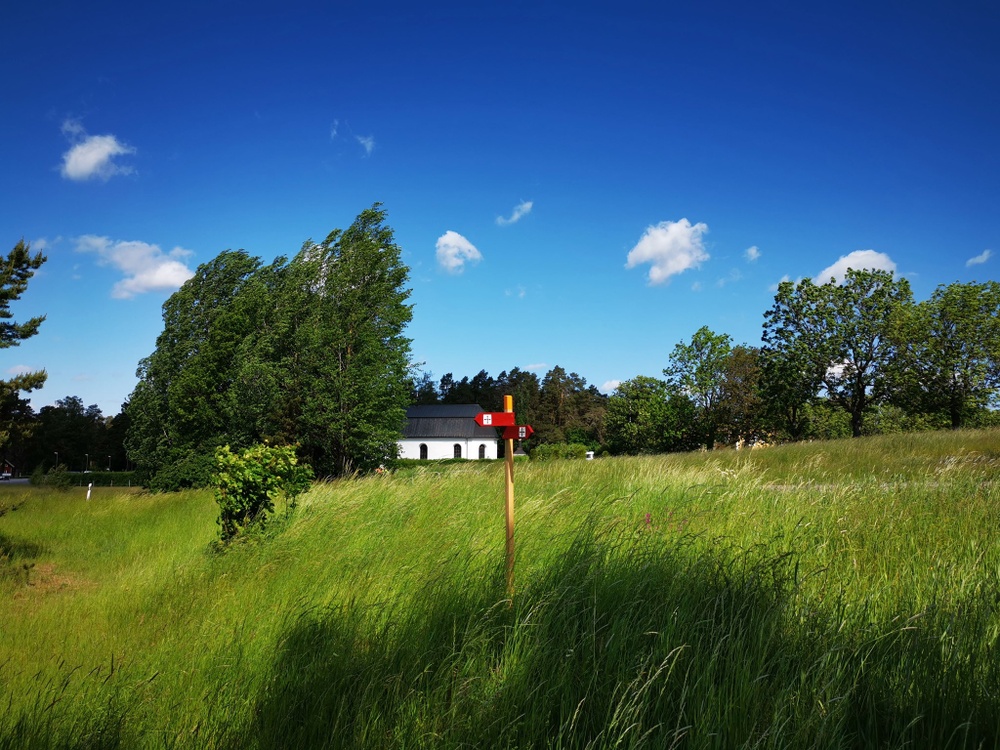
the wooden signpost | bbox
[477,396,531,599]
[502,396,516,598]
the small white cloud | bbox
[329,119,339,140]
[716,268,743,288]
[496,200,533,226]
[745,245,760,262]
[75,235,195,298]
[967,249,992,267]
[356,135,375,156]
[505,285,527,299]
[436,231,482,274]
[525,363,548,371]
[625,218,709,285]
[691,281,703,292]
[816,250,896,285]
[7,365,35,376]
[60,119,136,181]
[769,274,794,293]
[30,236,61,252]
[601,380,621,394]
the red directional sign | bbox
[475,411,516,427]
[502,425,534,440]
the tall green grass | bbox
[1,430,998,748]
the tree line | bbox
[3,225,999,484]
[4,396,129,477]
[418,271,1000,455]
[609,270,1000,454]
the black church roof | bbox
[402,404,498,439]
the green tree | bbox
[25,396,105,473]
[762,269,912,438]
[761,280,828,441]
[663,326,732,449]
[495,368,541,428]
[266,204,413,475]
[410,372,440,405]
[889,281,1000,428]
[536,367,606,447]
[716,345,766,446]
[0,240,47,452]
[440,374,476,405]
[126,250,266,487]
[758,344,819,441]
[605,376,699,454]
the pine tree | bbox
[1,240,47,450]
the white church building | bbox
[398,404,499,460]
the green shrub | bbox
[28,463,72,491]
[862,405,949,435]
[149,450,217,492]
[212,444,313,542]
[529,442,589,461]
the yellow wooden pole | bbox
[504,394,515,599]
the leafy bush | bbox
[149,450,218,492]
[212,444,313,542]
[862,405,948,436]
[529,442,589,461]
[801,401,852,441]
[28,463,72,491]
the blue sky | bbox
[3,0,998,417]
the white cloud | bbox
[816,249,896,285]
[496,200,533,226]
[505,285,527,299]
[60,119,136,181]
[525,363,548,371]
[716,268,743,288]
[769,274,794,293]
[75,235,195,298]
[691,281,703,292]
[625,218,709,285]
[7,365,35,376]
[967,249,992,267]
[356,135,375,156]
[601,380,621,394]
[329,119,339,140]
[745,245,760,262]
[435,231,482,274]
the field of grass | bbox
[1,429,998,748]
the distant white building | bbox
[399,404,499,460]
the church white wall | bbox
[399,437,498,460]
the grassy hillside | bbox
[1,430,999,748]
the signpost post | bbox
[502,395,516,599]
[476,399,532,600]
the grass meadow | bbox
[1,430,999,749]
